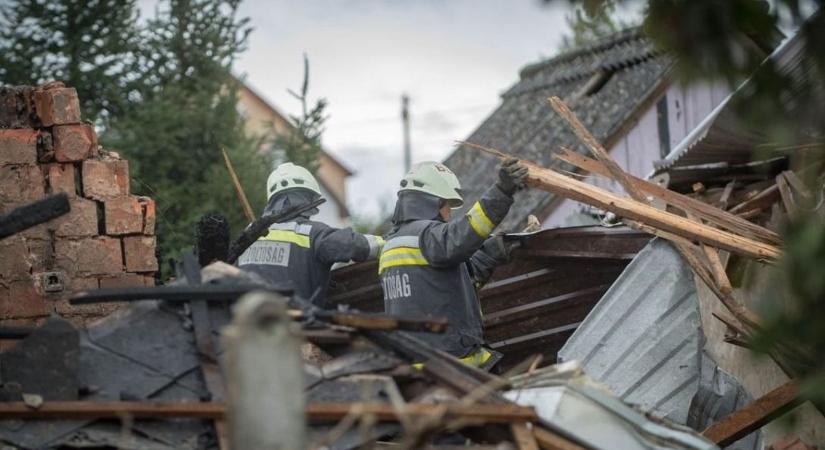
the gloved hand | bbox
[496,157,528,195]
[480,234,521,264]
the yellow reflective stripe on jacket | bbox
[412,348,492,370]
[467,201,495,238]
[378,246,428,274]
[261,229,311,248]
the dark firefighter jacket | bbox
[379,185,513,357]
[238,189,383,305]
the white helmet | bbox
[266,163,322,200]
[399,161,463,208]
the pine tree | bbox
[0,0,141,124]
[560,0,634,50]
[271,55,328,173]
[105,0,271,271]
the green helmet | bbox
[399,161,463,208]
[266,162,322,200]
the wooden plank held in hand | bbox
[702,380,801,447]
[553,147,781,246]
[461,143,781,261]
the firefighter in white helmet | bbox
[379,158,528,370]
[238,162,383,306]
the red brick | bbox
[99,273,151,289]
[53,124,96,162]
[44,163,77,197]
[104,196,142,235]
[81,159,129,200]
[0,165,45,205]
[0,129,38,164]
[55,237,122,276]
[123,236,157,272]
[0,236,33,281]
[54,276,104,316]
[24,239,52,274]
[33,86,81,126]
[52,197,98,237]
[0,279,49,319]
[138,196,156,235]
[0,85,35,129]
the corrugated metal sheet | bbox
[558,238,702,424]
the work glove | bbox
[496,157,528,195]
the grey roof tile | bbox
[444,28,672,228]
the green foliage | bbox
[0,0,142,123]
[0,0,272,276]
[561,0,634,49]
[349,195,394,236]
[271,54,328,173]
[550,0,825,408]
[104,0,270,274]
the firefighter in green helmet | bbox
[238,162,384,306]
[379,158,528,370]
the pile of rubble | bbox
[0,83,157,330]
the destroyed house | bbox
[444,27,760,229]
[1,19,824,450]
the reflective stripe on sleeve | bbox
[269,222,312,235]
[413,348,492,370]
[261,230,311,248]
[365,234,385,259]
[466,201,494,238]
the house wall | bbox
[235,83,351,225]
[236,85,292,139]
[542,80,730,227]
[316,152,350,216]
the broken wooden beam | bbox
[0,401,538,423]
[532,426,587,450]
[776,173,798,220]
[463,143,780,261]
[290,310,448,333]
[702,380,801,447]
[553,147,781,245]
[511,422,540,450]
[532,159,775,260]
[222,147,256,222]
[0,192,70,239]
[729,183,780,214]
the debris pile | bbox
[0,83,157,330]
[0,259,719,449]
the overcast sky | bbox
[142,0,577,217]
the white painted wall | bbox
[542,80,730,227]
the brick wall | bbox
[0,82,157,328]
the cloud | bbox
[142,0,572,216]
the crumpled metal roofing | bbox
[655,25,812,175]
[558,238,760,449]
[558,238,702,424]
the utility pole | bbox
[401,93,411,174]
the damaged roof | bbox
[655,16,823,184]
[443,28,672,229]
